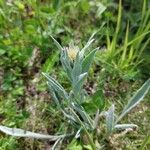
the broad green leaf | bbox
[82,101,98,114]
[92,90,105,111]
[0,125,68,140]
[116,79,150,123]
[82,90,105,114]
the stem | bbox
[70,108,97,150]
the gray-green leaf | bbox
[114,124,138,130]
[0,125,69,140]
[73,72,87,95]
[106,104,115,134]
[82,48,98,73]
[116,79,150,123]
[42,72,68,100]
[79,38,95,59]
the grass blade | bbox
[139,134,150,150]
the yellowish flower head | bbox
[65,43,79,61]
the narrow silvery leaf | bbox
[72,52,82,84]
[0,125,69,140]
[48,78,67,99]
[50,35,63,51]
[106,104,115,134]
[114,124,138,130]
[60,50,72,81]
[71,103,93,130]
[116,79,150,123]
[80,38,95,59]
[73,72,87,95]
[62,110,77,123]
[42,72,68,100]
[47,82,62,108]
[43,73,64,90]
[82,48,98,73]
[62,109,81,129]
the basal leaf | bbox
[0,125,68,140]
